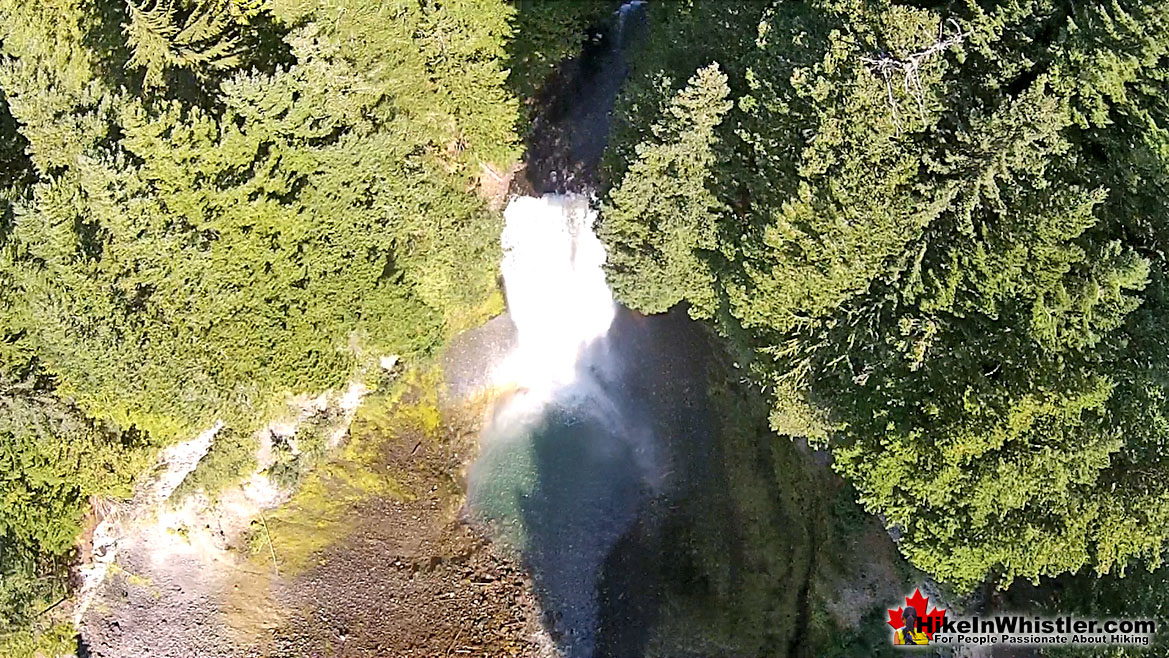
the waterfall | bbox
[493,194,615,400]
[468,4,653,656]
[473,194,625,657]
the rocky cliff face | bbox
[77,386,364,657]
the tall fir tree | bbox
[601,63,731,316]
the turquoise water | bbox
[470,402,648,556]
[468,5,663,654]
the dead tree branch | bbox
[259,510,280,577]
[861,19,968,132]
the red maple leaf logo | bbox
[887,588,947,640]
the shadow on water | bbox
[586,310,723,658]
[548,309,718,655]
[472,3,823,655]
[470,308,819,658]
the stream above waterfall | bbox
[467,5,663,655]
[463,4,713,656]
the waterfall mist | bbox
[466,3,659,656]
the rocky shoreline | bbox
[72,339,550,658]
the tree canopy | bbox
[600,0,1169,590]
[0,0,556,652]
[5,0,1169,651]
[1,0,522,439]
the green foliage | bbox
[0,0,539,647]
[601,0,1169,590]
[599,0,771,188]
[600,63,731,316]
[265,413,331,491]
[0,371,152,555]
[123,0,246,88]
[1040,561,1169,656]
[0,0,128,175]
[0,617,77,658]
[0,370,152,654]
[0,0,518,441]
[171,427,256,501]
[0,90,33,189]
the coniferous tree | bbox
[0,0,517,438]
[0,1,526,649]
[123,0,245,87]
[506,0,616,104]
[601,63,731,316]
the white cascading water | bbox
[492,194,616,398]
